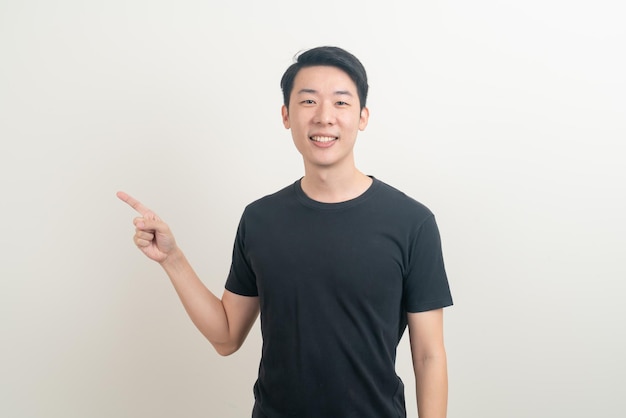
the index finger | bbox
[116,191,151,216]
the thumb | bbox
[134,216,169,233]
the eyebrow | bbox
[296,88,354,96]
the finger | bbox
[134,230,155,242]
[117,191,152,216]
[135,236,153,248]
[134,216,167,233]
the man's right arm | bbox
[117,191,259,356]
[160,249,259,356]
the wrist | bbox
[159,246,185,270]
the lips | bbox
[310,135,337,143]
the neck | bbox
[300,165,372,203]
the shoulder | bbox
[371,178,434,221]
[241,180,300,219]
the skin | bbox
[281,65,372,203]
[116,191,259,356]
[118,64,448,417]
[409,309,449,418]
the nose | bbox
[314,101,335,125]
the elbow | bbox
[212,341,240,357]
[215,346,237,357]
[413,345,447,369]
[419,347,447,363]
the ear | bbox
[281,105,290,129]
[359,106,369,131]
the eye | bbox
[301,99,316,105]
[336,101,349,106]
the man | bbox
[118,46,452,417]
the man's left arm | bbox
[408,308,448,418]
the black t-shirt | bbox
[226,177,453,417]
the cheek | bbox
[341,114,362,129]
[291,116,311,132]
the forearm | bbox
[159,248,232,351]
[118,192,255,354]
[415,351,448,418]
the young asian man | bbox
[118,46,453,418]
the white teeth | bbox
[310,136,336,143]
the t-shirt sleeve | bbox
[225,214,259,297]
[404,214,453,312]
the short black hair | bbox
[280,46,369,111]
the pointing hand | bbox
[117,191,178,263]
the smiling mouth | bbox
[310,136,337,143]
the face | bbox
[282,66,369,171]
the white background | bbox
[1,1,624,417]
